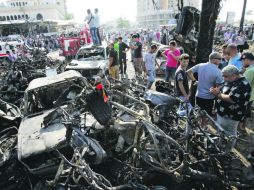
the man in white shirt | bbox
[144,44,158,89]
[11,49,18,62]
[94,8,101,45]
[84,9,99,45]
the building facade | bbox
[137,0,200,28]
[0,0,66,21]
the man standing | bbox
[238,53,254,131]
[94,8,101,45]
[175,53,192,116]
[131,34,143,76]
[227,43,243,72]
[187,52,224,116]
[162,40,181,84]
[144,44,158,89]
[118,37,129,75]
[11,49,18,61]
[108,43,119,79]
[156,30,161,43]
[161,26,168,45]
[84,9,99,45]
[224,30,232,43]
[175,54,190,101]
[210,65,251,150]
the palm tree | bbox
[239,0,247,32]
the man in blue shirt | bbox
[144,44,158,89]
[187,52,224,116]
[227,43,243,72]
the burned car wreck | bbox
[0,67,254,190]
[65,45,108,82]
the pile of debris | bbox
[0,49,64,106]
[0,68,254,190]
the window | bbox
[10,15,14,20]
[18,15,21,19]
[7,16,10,20]
[14,15,17,20]
[25,14,29,19]
[19,2,21,6]
[16,2,18,6]
[23,2,25,6]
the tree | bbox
[177,0,184,11]
[116,17,130,29]
[195,0,222,64]
[64,12,74,20]
[239,0,247,32]
[246,10,253,16]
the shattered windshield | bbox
[76,47,105,61]
[25,79,83,115]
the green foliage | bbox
[116,17,130,29]
[246,10,253,16]
[64,12,74,20]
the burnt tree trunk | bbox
[195,0,222,64]
[177,0,184,11]
[239,0,247,32]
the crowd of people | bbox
[103,28,254,152]
[1,15,254,152]
[161,42,253,151]
[1,34,61,63]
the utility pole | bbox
[152,0,160,29]
[239,0,247,32]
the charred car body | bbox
[18,71,93,176]
[65,45,108,82]
[173,6,200,59]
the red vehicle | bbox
[59,28,92,58]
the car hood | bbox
[67,59,107,70]
[18,109,67,160]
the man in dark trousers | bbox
[118,36,129,75]
[210,65,251,150]
[108,43,119,79]
[130,34,143,76]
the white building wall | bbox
[0,0,66,21]
[137,0,201,28]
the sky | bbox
[66,0,254,23]
[65,0,137,23]
[0,0,254,23]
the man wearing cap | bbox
[227,43,243,72]
[187,52,224,117]
[210,65,251,150]
[238,52,254,131]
